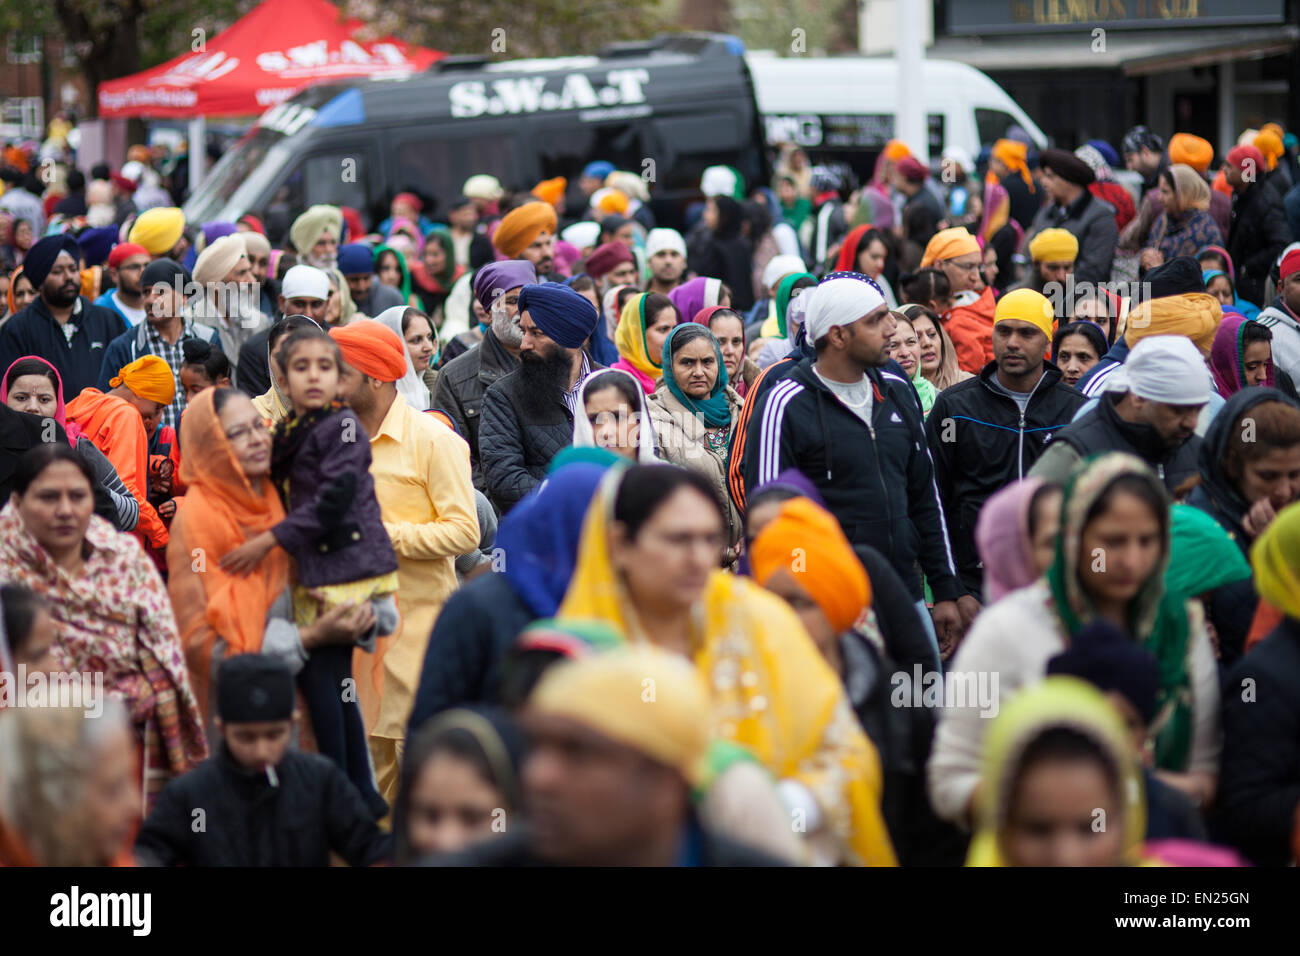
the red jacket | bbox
[945,287,998,374]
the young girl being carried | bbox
[220,327,399,817]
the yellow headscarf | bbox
[1251,500,1300,619]
[992,138,1035,192]
[556,468,896,866]
[111,354,176,405]
[614,292,663,379]
[967,677,1149,867]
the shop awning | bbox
[97,0,443,118]
[929,25,1300,76]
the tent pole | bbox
[188,115,206,192]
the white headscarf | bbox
[571,368,658,463]
[374,306,432,411]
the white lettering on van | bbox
[449,70,651,118]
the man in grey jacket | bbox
[1026,148,1118,288]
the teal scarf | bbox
[662,324,732,428]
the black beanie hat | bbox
[217,654,295,723]
[1046,620,1161,725]
[1145,255,1204,299]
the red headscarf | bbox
[833,225,877,273]
[0,355,83,442]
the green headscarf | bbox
[374,242,413,303]
[775,272,816,339]
[661,323,732,429]
[1166,503,1252,601]
[1045,453,1193,771]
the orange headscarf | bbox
[4,265,22,315]
[750,497,871,634]
[167,389,289,708]
[883,140,912,161]
[992,138,1035,192]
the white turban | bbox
[803,277,887,344]
[561,221,601,251]
[761,254,809,291]
[1105,335,1212,405]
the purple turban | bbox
[473,260,537,312]
[517,281,598,348]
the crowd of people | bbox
[3,115,1300,869]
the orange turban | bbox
[492,202,558,257]
[1255,130,1284,171]
[111,354,176,405]
[329,319,408,382]
[992,138,1034,191]
[750,497,871,634]
[597,189,629,215]
[883,139,912,162]
[920,226,981,268]
[531,177,567,206]
[1169,133,1214,174]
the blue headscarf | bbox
[661,323,732,428]
[517,281,599,348]
[497,461,614,617]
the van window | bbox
[394,133,515,214]
[653,112,752,191]
[533,121,651,186]
[976,108,1020,147]
[277,150,374,220]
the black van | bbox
[183,32,771,239]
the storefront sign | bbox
[948,0,1285,34]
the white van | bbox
[746,54,1047,180]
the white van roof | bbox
[745,55,1046,149]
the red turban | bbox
[1227,145,1266,177]
[329,320,408,382]
[1280,249,1300,283]
[107,243,148,268]
[584,241,634,280]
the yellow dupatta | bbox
[966,677,1152,867]
[614,293,662,380]
[556,469,897,866]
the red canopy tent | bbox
[97,0,443,119]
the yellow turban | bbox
[1252,501,1300,620]
[596,189,630,215]
[920,226,981,268]
[994,288,1055,340]
[531,177,567,206]
[1027,228,1079,264]
[111,354,175,406]
[1123,292,1222,356]
[128,207,185,256]
[290,205,343,257]
[1168,133,1214,174]
[1254,130,1284,172]
[492,201,558,257]
[529,646,711,785]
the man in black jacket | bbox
[1226,143,1294,307]
[135,655,392,867]
[1031,334,1210,492]
[425,647,788,867]
[927,288,1086,597]
[479,282,599,514]
[0,234,127,396]
[432,260,532,491]
[740,275,968,650]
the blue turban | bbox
[582,160,614,181]
[338,243,375,275]
[473,259,537,312]
[517,281,598,348]
[76,226,118,268]
[23,234,81,288]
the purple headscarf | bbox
[1210,312,1272,397]
[975,478,1049,603]
[668,276,722,326]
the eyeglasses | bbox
[224,420,269,445]
[946,259,982,274]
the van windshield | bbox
[184,128,288,225]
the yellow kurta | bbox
[352,395,479,797]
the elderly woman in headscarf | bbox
[1144,164,1224,265]
[966,677,1149,867]
[0,444,207,809]
[166,387,375,743]
[647,324,743,554]
[0,702,142,865]
[1218,500,1300,865]
[556,463,898,866]
[930,453,1221,828]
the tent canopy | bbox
[97,0,442,118]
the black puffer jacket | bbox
[926,361,1086,595]
[479,365,580,514]
[1216,616,1300,866]
[430,329,519,491]
[1038,391,1201,492]
[1228,178,1293,308]
[1184,386,1300,666]
[134,745,392,867]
